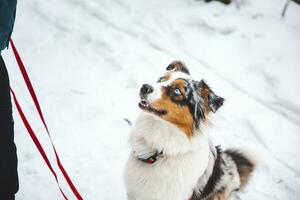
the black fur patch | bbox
[192,147,224,199]
[181,85,205,129]
[224,149,254,186]
[208,93,224,113]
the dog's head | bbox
[139,61,224,137]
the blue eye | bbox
[174,88,181,95]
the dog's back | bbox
[191,148,257,200]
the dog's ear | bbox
[166,61,190,75]
[196,79,224,113]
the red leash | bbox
[9,39,83,200]
[10,89,68,200]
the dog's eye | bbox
[174,88,181,95]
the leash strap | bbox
[9,39,83,200]
[10,89,68,200]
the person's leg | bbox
[0,55,18,199]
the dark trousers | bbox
[0,55,18,200]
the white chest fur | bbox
[124,113,210,200]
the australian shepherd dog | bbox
[124,61,257,200]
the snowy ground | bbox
[2,0,300,199]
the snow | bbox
[1,0,300,199]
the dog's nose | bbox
[140,84,153,96]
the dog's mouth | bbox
[139,99,167,116]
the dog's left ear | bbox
[166,61,190,75]
[196,79,224,113]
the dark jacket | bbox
[0,0,18,197]
[0,0,17,51]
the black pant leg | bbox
[0,55,19,197]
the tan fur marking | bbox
[157,74,171,83]
[239,164,254,188]
[208,187,232,200]
[209,193,226,200]
[163,74,171,81]
[199,82,212,113]
[165,73,171,81]
[151,80,194,138]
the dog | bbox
[124,61,256,200]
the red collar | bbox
[138,151,163,164]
